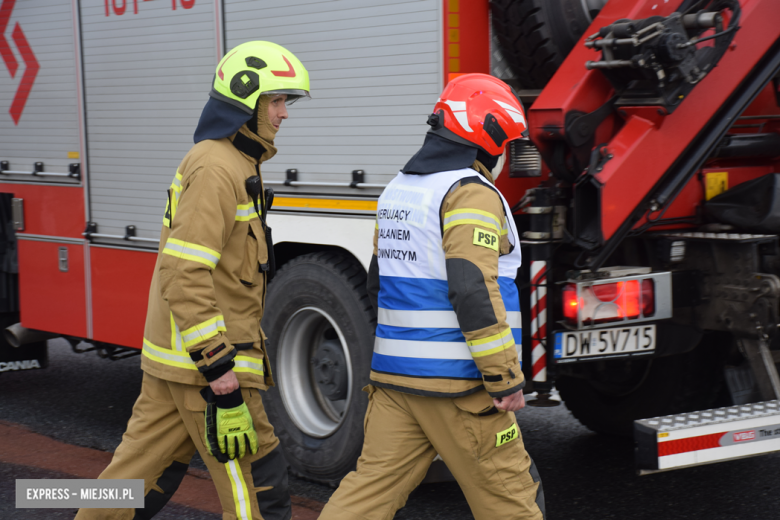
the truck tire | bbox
[261,251,375,484]
[556,334,729,436]
[491,0,606,89]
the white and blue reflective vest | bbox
[372,168,523,380]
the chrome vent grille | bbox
[509,139,542,177]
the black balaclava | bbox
[402,132,500,178]
[193,96,278,163]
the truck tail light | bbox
[562,275,662,327]
[642,279,655,316]
[592,281,640,320]
[563,284,579,322]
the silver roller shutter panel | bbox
[0,0,81,178]
[224,0,442,188]
[81,0,217,240]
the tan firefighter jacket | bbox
[140,131,273,389]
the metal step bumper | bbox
[635,401,780,474]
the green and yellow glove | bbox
[217,400,259,459]
[201,387,259,461]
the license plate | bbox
[554,324,656,363]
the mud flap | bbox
[0,340,47,373]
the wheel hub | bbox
[277,307,353,438]
[312,339,348,401]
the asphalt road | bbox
[1,339,779,519]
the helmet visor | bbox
[263,89,311,105]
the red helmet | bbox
[428,73,527,157]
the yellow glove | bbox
[216,401,259,459]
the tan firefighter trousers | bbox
[319,385,545,520]
[75,372,289,520]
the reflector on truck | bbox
[635,401,780,474]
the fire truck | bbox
[2,0,780,481]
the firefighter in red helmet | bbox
[318,73,545,520]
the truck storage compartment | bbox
[17,239,86,338]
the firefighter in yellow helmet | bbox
[76,41,310,520]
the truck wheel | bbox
[557,334,729,436]
[261,251,375,484]
[490,0,608,88]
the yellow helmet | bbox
[210,41,310,113]
[195,41,310,143]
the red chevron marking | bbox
[217,50,238,81]
[271,55,296,77]
[9,22,38,125]
[0,0,17,78]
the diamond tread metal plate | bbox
[636,401,780,432]
[635,401,780,473]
